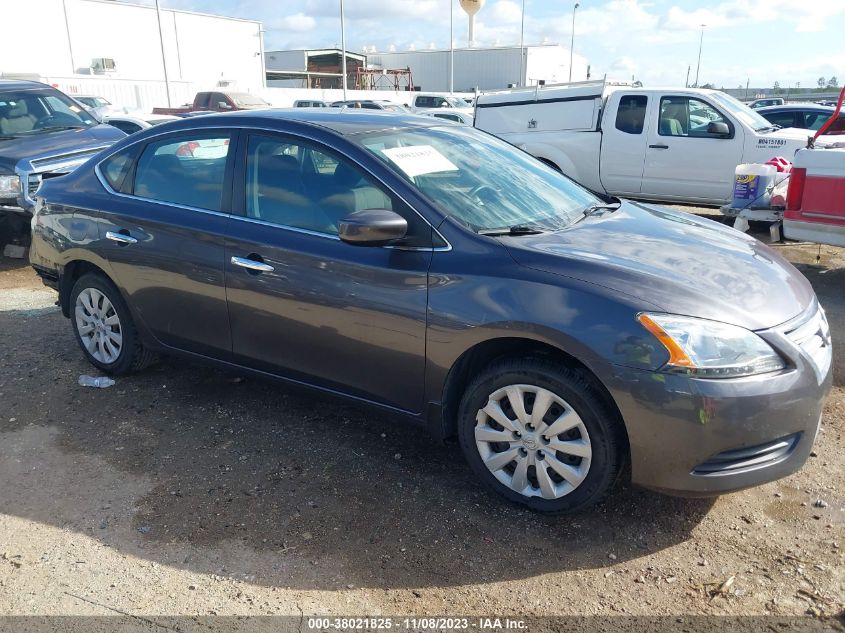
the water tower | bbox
[459,0,486,47]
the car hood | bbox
[763,126,836,146]
[502,202,814,331]
[0,124,125,172]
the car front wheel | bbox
[458,358,625,514]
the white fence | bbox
[31,76,473,112]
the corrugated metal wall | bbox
[370,48,524,92]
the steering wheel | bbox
[34,115,61,129]
[469,184,498,202]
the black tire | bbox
[457,357,625,514]
[69,273,156,375]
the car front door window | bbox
[659,97,729,137]
[244,134,430,245]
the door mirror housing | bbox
[338,209,408,246]
[707,121,731,137]
[218,101,233,110]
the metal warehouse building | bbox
[0,0,264,109]
[368,44,590,92]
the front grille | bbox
[21,145,112,205]
[692,433,801,476]
[784,306,832,378]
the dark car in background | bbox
[757,104,845,134]
[29,110,832,514]
[0,79,125,237]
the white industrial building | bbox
[0,0,264,110]
[369,44,590,92]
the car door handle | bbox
[105,230,138,245]
[648,144,669,149]
[231,256,274,273]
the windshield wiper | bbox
[36,125,87,132]
[582,201,622,217]
[478,224,547,236]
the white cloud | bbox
[278,13,317,32]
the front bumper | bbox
[606,305,832,496]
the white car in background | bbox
[417,108,474,124]
[102,113,180,135]
[74,95,122,119]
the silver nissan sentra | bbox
[29,110,833,513]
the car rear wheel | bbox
[70,273,155,375]
[458,358,625,514]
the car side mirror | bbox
[338,209,408,246]
[218,101,232,110]
[707,121,730,137]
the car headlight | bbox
[638,313,785,378]
[0,174,21,199]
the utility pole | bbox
[519,0,526,86]
[685,65,690,88]
[449,0,454,93]
[154,0,171,107]
[61,0,76,74]
[340,0,348,98]
[693,23,705,88]
[568,3,579,82]
[745,77,750,100]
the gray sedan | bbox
[29,110,832,513]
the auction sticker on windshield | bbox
[382,145,459,177]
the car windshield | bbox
[0,88,97,136]
[446,96,470,108]
[710,92,775,132]
[354,125,598,232]
[229,93,268,107]
[79,97,110,107]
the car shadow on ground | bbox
[0,304,716,591]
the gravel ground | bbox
[0,213,843,627]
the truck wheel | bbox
[70,273,155,375]
[458,358,625,514]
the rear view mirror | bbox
[218,101,232,110]
[338,209,408,246]
[707,121,730,137]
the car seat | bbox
[659,102,687,136]
[0,101,36,135]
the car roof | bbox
[169,108,440,136]
[757,104,836,113]
[0,79,55,91]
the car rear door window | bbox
[615,95,648,134]
[132,134,231,211]
[100,147,138,193]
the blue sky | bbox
[153,0,844,89]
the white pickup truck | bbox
[475,81,828,206]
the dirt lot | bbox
[0,214,843,626]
